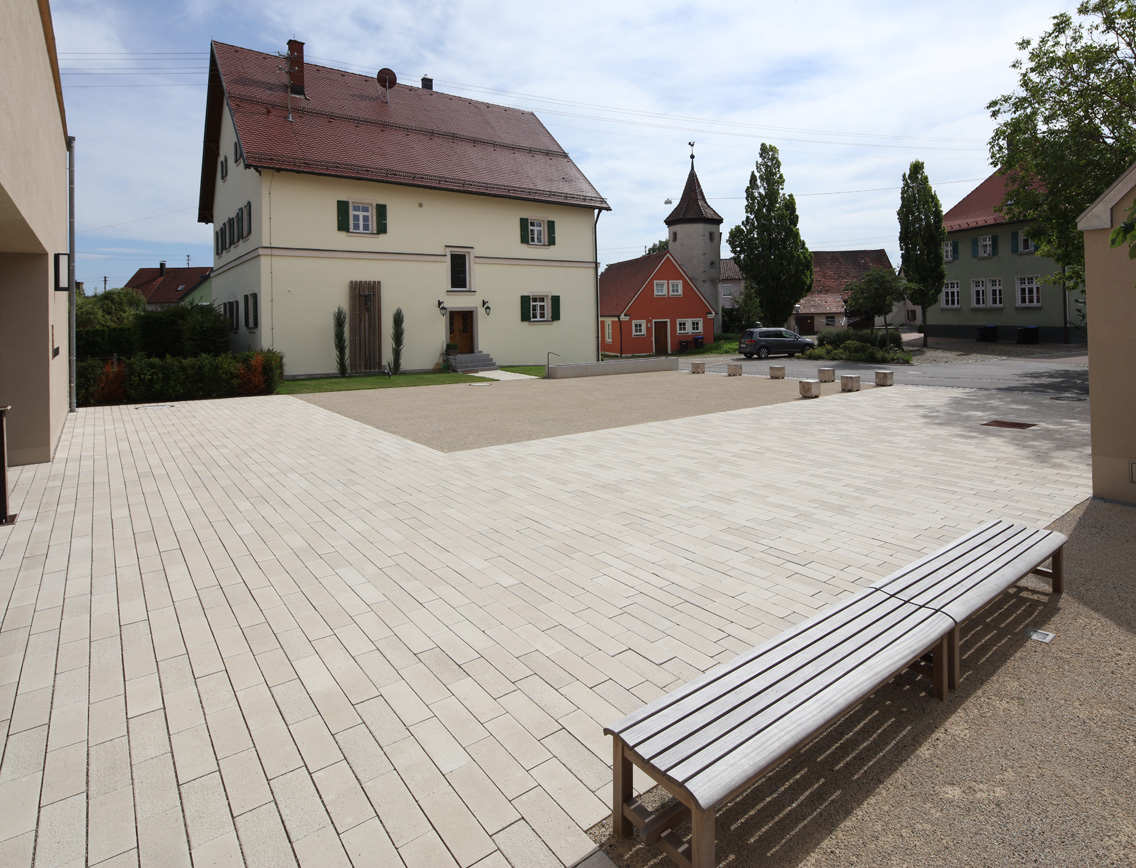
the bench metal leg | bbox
[690,805,716,868]
[1050,546,1064,594]
[947,625,960,691]
[613,736,633,838]
[932,633,949,701]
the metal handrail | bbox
[1,406,15,526]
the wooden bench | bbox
[605,519,1065,868]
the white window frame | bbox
[1020,234,1036,253]
[677,320,689,335]
[632,320,646,337]
[653,281,666,297]
[971,278,987,308]
[529,295,549,322]
[1017,275,1041,307]
[446,248,473,292]
[943,241,954,261]
[350,202,373,234]
[669,280,682,297]
[942,281,960,309]
[604,320,612,343]
[979,235,993,258]
[528,219,545,246]
[989,278,1003,308]
[688,318,703,334]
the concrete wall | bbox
[0,0,69,465]
[208,125,601,375]
[1082,185,1136,506]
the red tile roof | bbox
[198,41,608,223]
[664,163,722,226]
[798,250,892,314]
[719,257,743,281]
[598,253,668,316]
[943,170,1041,233]
[125,266,212,306]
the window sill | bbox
[1015,305,1042,309]
[446,289,474,294]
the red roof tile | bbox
[125,266,212,306]
[199,41,608,223]
[598,253,668,316]
[943,170,1041,233]
[798,250,892,315]
[664,164,722,225]
[719,257,742,281]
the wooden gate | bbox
[349,280,380,372]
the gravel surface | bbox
[586,498,1136,868]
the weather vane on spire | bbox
[689,141,696,161]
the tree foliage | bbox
[987,0,1136,290]
[727,144,812,328]
[731,282,764,330]
[75,286,146,330]
[332,306,348,377]
[389,307,405,375]
[897,160,946,346]
[843,267,910,332]
[646,239,669,254]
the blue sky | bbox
[52,0,1080,292]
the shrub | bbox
[76,359,103,405]
[238,353,267,395]
[76,326,137,360]
[839,340,877,362]
[390,307,405,375]
[95,359,127,403]
[333,306,348,377]
[801,347,829,361]
[181,304,232,356]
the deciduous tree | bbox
[987,0,1136,290]
[844,267,910,333]
[897,160,946,347]
[728,144,812,328]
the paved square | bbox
[0,382,1090,866]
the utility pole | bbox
[186,255,191,267]
[103,276,107,293]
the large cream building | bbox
[0,0,70,466]
[198,40,609,377]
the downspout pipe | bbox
[594,209,602,361]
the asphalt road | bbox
[680,355,1090,396]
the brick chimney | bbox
[421,76,433,91]
[287,39,305,96]
[159,261,166,276]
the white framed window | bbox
[942,281,960,308]
[654,281,666,297]
[528,219,544,245]
[669,281,682,296]
[448,249,472,291]
[1017,276,1041,307]
[978,235,994,257]
[989,278,1003,307]
[943,241,954,261]
[971,278,987,308]
[604,320,612,343]
[688,318,702,334]
[529,295,549,322]
[1020,234,1036,253]
[520,217,554,246]
[632,320,646,337]
[351,203,372,234]
[677,320,689,334]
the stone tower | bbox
[665,155,724,334]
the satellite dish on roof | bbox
[376,68,397,104]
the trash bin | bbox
[679,340,689,352]
[976,325,998,342]
[693,336,704,349]
[1017,326,1040,345]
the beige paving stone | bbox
[289,714,343,772]
[181,771,236,849]
[466,734,538,800]
[491,820,561,868]
[0,771,42,843]
[34,792,86,868]
[340,817,405,868]
[188,831,244,868]
[399,829,461,868]
[218,748,273,817]
[292,824,354,868]
[136,804,191,868]
[513,785,600,867]
[131,752,180,821]
[39,742,85,806]
[234,803,297,868]
[360,770,431,848]
[170,723,218,784]
[419,786,496,867]
[312,760,375,834]
[0,832,35,868]
[270,766,333,841]
[88,735,130,797]
[205,703,254,760]
[446,760,520,836]
[87,784,136,864]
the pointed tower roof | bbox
[665,161,723,226]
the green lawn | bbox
[278,371,492,394]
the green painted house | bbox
[932,172,1085,343]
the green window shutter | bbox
[971,237,979,258]
[215,231,221,256]
[547,220,556,246]
[337,200,349,232]
[1010,231,1019,253]
[520,217,529,244]
[375,203,387,234]
[551,295,560,321]
[521,295,531,322]
[251,293,259,329]
[236,208,244,239]
[220,224,228,250]
[245,202,252,238]
[243,294,249,329]
[991,234,999,255]
[952,240,959,259]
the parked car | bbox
[738,328,815,359]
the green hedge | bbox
[78,350,284,406]
[77,304,232,361]
[76,326,137,360]
[815,328,902,351]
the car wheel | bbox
[787,352,796,358]
[757,346,770,359]
[743,353,754,359]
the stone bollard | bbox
[799,379,821,399]
[768,365,786,379]
[817,367,835,382]
[840,374,861,392]
[691,361,706,374]
[727,363,742,377]
[875,370,894,387]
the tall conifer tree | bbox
[898,160,946,348]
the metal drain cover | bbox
[1050,395,1087,402]
[1026,629,1056,644]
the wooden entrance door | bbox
[653,321,668,355]
[449,311,474,353]
[349,280,380,372]
[797,315,815,335]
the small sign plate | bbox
[1026,629,1056,644]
